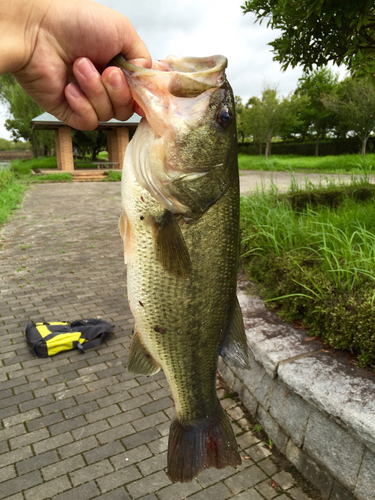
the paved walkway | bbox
[239,170,375,194]
[0,182,324,500]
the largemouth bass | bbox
[113,54,249,483]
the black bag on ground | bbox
[25,318,115,358]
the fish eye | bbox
[216,107,232,128]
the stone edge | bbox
[218,286,375,500]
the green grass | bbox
[106,170,122,182]
[238,153,375,174]
[11,158,73,183]
[11,157,58,180]
[240,176,375,368]
[0,169,27,227]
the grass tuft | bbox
[0,169,27,227]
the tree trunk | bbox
[361,137,367,157]
[30,132,38,158]
[265,131,272,159]
[315,134,319,157]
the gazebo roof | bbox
[31,112,142,130]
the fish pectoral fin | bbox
[150,210,190,277]
[128,329,161,376]
[220,296,250,369]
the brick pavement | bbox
[0,182,323,500]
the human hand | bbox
[2,0,150,130]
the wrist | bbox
[0,0,51,74]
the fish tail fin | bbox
[167,404,241,483]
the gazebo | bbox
[31,112,141,170]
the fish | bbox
[113,54,249,483]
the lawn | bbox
[240,175,375,369]
[0,169,26,228]
[238,153,375,174]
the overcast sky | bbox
[0,0,348,141]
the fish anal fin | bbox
[150,210,190,277]
[128,329,161,376]
[220,296,250,369]
[167,404,241,483]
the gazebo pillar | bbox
[55,126,74,170]
[107,127,129,169]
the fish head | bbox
[114,55,237,215]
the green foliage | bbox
[0,74,55,156]
[241,0,375,75]
[0,138,31,150]
[294,68,340,154]
[240,179,375,368]
[246,87,301,158]
[72,130,107,160]
[235,96,250,143]
[323,77,375,156]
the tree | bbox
[0,74,54,157]
[323,77,375,156]
[246,96,268,155]
[277,93,311,143]
[246,87,298,158]
[235,96,251,143]
[0,138,31,151]
[72,130,107,161]
[294,68,340,155]
[241,0,375,75]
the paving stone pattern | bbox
[0,183,319,499]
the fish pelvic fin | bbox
[167,404,241,483]
[220,296,250,369]
[119,211,132,264]
[128,329,161,376]
[149,210,190,277]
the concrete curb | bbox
[219,281,375,500]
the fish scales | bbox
[115,54,249,482]
[125,144,238,421]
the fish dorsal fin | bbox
[128,328,161,376]
[150,210,191,277]
[220,296,250,369]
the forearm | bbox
[0,0,50,74]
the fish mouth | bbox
[109,54,227,97]
[109,54,227,79]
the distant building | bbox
[31,112,141,170]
